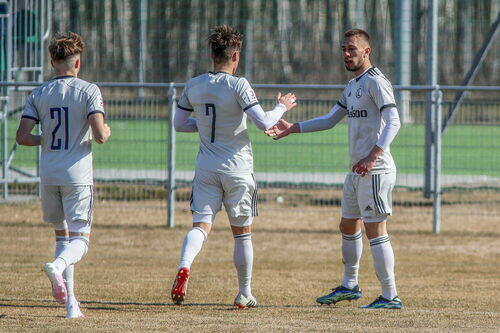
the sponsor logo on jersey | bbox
[365,205,373,211]
[348,107,368,118]
[356,88,362,98]
[348,91,352,97]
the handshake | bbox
[265,92,300,140]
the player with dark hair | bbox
[266,28,402,309]
[16,32,110,318]
[171,25,296,308]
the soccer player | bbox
[265,29,402,309]
[171,25,296,308]
[16,32,110,318]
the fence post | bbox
[2,98,7,200]
[167,83,176,228]
[432,89,443,234]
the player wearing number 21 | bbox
[172,25,296,308]
[16,32,110,318]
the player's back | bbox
[180,72,255,173]
[24,76,104,185]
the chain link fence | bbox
[3,83,499,229]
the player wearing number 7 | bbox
[171,25,296,308]
[16,32,110,318]
[266,29,402,309]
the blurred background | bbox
[0,0,499,231]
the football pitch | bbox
[0,201,498,331]
[8,120,500,177]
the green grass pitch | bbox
[7,119,500,177]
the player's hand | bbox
[103,123,111,138]
[352,155,376,177]
[265,119,298,140]
[276,92,297,111]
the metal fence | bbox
[1,81,499,233]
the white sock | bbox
[53,236,89,273]
[341,230,363,289]
[64,265,75,300]
[233,233,253,298]
[178,227,207,270]
[369,234,397,300]
[54,236,75,300]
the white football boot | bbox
[233,293,257,308]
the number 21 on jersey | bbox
[50,107,69,150]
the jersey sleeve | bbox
[367,76,397,111]
[21,92,40,123]
[87,84,105,117]
[234,78,259,111]
[177,82,194,112]
[336,88,348,110]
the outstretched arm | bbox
[265,103,346,140]
[16,118,40,146]
[245,92,296,131]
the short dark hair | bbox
[344,29,371,45]
[48,32,84,61]
[208,25,243,64]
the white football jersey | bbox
[337,67,397,174]
[177,71,259,173]
[22,76,105,185]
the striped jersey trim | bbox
[380,103,397,112]
[87,185,94,223]
[177,104,194,112]
[88,110,105,118]
[243,102,260,111]
[21,115,39,123]
[251,173,259,216]
[371,175,386,215]
[336,101,347,109]
[368,67,380,77]
[369,235,390,247]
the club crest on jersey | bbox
[356,88,362,98]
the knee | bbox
[339,218,361,235]
[229,216,253,235]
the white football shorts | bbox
[190,168,258,219]
[342,172,396,222]
[41,185,94,224]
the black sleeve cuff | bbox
[380,103,397,112]
[178,104,194,112]
[243,102,260,111]
[21,115,39,124]
[336,101,347,109]
[88,110,106,118]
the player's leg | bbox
[52,186,92,274]
[52,221,76,307]
[172,169,221,305]
[51,185,93,318]
[359,173,401,309]
[40,186,68,305]
[230,220,256,308]
[222,173,257,308]
[317,174,363,305]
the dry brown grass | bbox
[0,200,499,332]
